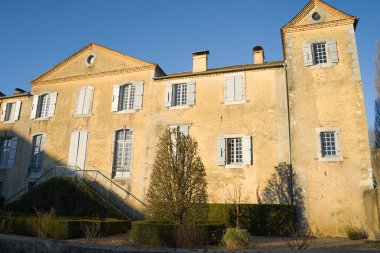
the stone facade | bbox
[0,0,374,237]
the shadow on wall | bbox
[259,162,307,231]
[0,129,66,202]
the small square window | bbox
[316,127,342,162]
[313,43,327,65]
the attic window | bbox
[85,54,96,67]
[312,12,321,21]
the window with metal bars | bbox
[313,43,327,65]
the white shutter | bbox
[13,101,21,121]
[328,40,339,63]
[303,43,313,66]
[30,95,39,119]
[68,131,80,166]
[179,125,189,136]
[82,87,94,115]
[234,75,244,101]
[133,82,144,110]
[0,103,6,122]
[76,130,88,169]
[186,81,196,106]
[242,136,252,165]
[165,84,173,107]
[217,137,226,165]
[7,137,18,169]
[225,76,235,102]
[75,88,86,115]
[111,85,120,112]
[48,92,58,117]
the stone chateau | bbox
[0,0,375,237]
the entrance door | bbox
[68,130,88,169]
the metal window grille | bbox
[119,84,135,111]
[113,129,133,175]
[173,83,187,106]
[4,103,15,122]
[0,139,11,168]
[227,138,243,164]
[321,132,336,157]
[313,43,327,64]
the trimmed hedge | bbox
[208,204,295,236]
[5,177,122,218]
[131,220,225,247]
[2,215,129,239]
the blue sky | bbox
[0,0,379,127]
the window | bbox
[75,86,94,116]
[217,136,252,166]
[0,137,18,169]
[1,101,21,122]
[113,129,133,178]
[28,134,45,176]
[111,82,143,112]
[165,81,195,107]
[31,93,57,119]
[224,74,245,104]
[316,127,342,161]
[313,43,327,65]
[303,40,338,66]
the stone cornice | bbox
[31,65,156,86]
[283,18,355,33]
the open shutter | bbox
[234,75,244,101]
[217,137,226,165]
[48,92,58,117]
[0,103,6,122]
[225,76,235,102]
[133,82,144,110]
[111,85,120,112]
[242,136,252,165]
[7,137,18,169]
[75,88,86,115]
[186,81,196,106]
[328,40,339,63]
[68,131,80,166]
[82,87,94,115]
[30,95,39,119]
[165,84,173,107]
[179,125,189,136]
[303,43,313,66]
[13,101,21,121]
[76,131,88,169]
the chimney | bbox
[14,88,27,95]
[192,50,209,72]
[253,46,264,64]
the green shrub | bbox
[208,204,294,236]
[5,177,122,218]
[222,227,250,250]
[1,214,129,239]
[345,226,368,240]
[131,220,224,247]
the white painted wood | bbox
[242,136,252,165]
[165,84,173,106]
[48,92,58,117]
[13,101,21,121]
[234,75,244,101]
[225,76,235,102]
[68,131,79,166]
[76,130,88,169]
[83,87,94,115]
[0,103,6,121]
[303,43,313,66]
[7,137,18,169]
[217,137,226,165]
[75,88,86,115]
[179,125,189,136]
[133,82,144,110]
[186,81,196,106]
[328,40,339,63]
[30,95,39,119]
[111,85,120,112]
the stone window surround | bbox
[315,127,343,162]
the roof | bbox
[0,92,30,100]
[154,61,285,80]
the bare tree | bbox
[227,185,247,229]
[146,129,208,224]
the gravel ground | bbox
[69,232,380,251]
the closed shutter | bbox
[0,103,6,122]
[179,125,189,136]
[242,136,252,165]
[165,84,173,107]
[76,131,88,169]
[217,137,226,165]
[75,88,86,115]
[186,81,196,106]
[7,137,18,169]
[13,101,22,121]
[30,95,39,119]
[68,131,80,166]
[82,87,94,115]
[234,75,244,101]
[133,82,144,110]
[328,40,339,63]
[48,92,58,117]
[111,85,120,112]
[225,76,235,102]
[303,43,313,66]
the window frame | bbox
[0,138,12,169]
[4,102,16,122]
[36,94,51,119]
[118,84,135,112]
[218,134,252,168]
[312,43,328,65]
[316,127,343,162]
[172,83,188,107]
[27,134,46,177]
[112,128,134,178]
